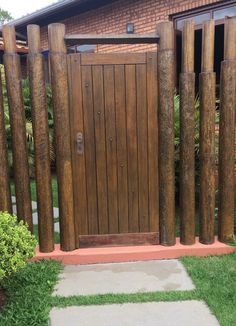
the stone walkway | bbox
[50,260,220,325]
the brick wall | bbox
[40,0,222,52]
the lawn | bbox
[0,253,235,326]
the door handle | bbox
[76,132,84,154]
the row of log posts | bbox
[218,18,236,242]
[27,25,54,252]
[2,25,33,231]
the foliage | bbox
[0,8,12,25]
[0,212,37,283]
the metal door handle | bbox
[76,132,84,154]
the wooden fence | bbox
[0,19,235,252]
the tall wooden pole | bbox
[218,18,236,242]
[179,21,195,245]
[199,20,216,244]
[27,25,54,252]
[157,22,175,246]
[48,23,76,251]
[2,25,32,230]
[0,68,12,213]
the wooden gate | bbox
[67,53,159,247]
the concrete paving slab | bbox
[54,222,60,233]
[53,260,195,296]
[50,301,220,326]
[12,205,17,214]
[33,212,38,224]
[32,201,37,210]
[11,196,16,203]
[53,207,59,217]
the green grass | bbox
[0,253,236,325]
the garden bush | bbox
[0,212,37,282]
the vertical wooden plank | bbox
[218,18,236,242]
[136,64,149,232]
[104,65,119,233]
[179,21,196,245]
[114,65,129,233]
[27,25,54,252]
[92,65,109,234]
[48,23,75,251]
[126,64,139,232]
[0,67,12,213]
[199,20,216,244]
[157,22,176,246]
[67,54,88,243]
[3,25,32,230]
[146,52,159,233]
[81,65,98,234]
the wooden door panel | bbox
[69,52,159,246]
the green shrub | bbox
[0,212,37,282]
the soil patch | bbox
[0,288,7,311]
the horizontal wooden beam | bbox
[64,33,160,45]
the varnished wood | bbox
[201,20,215,72]
[79,232,159,248]
[224,18,236,61]
[65,33,160,45]
[67,54,88,244]
[93,65,109,234]
[146,53,159,233]
[3,25,32,230]
[182,21,195,73]
[218,19,236,242]
[104,65,119,233]
[48,23,76,251]
[114,65,129,233]
[179,21,196,245]
[0,68,12,213]
[126,64,139,232]
[81,53,146,65]
[136,64,149,232]
[81,65,99,234]
[157,22,176,246]
[199,21,216,244]
[27,25,54,252]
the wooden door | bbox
[68,52,159,248]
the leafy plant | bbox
[0,212,37,283]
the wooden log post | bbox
[2,25,32,230]
[179,21,195,245]
[0,68,12,213]
[48,23,76,251]
[27,25,54,252]
[218,18,236,242]
[199,20,216,244]
[157,22,175,246]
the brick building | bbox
[0,0,236,81]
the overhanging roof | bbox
[0,0,119,40]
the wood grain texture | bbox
[81,53,146,65]
[81,65,99,234]
[3,25,32,230]
[0,68,12,213]
[201,20,215,72]
[199,72,216,244]
[79,232,159,248]
[218,60,236,242]
[104,65,119,233]
[136,64,149,232]
[27,25,54,252]
[146,53,159,233]
[179,73,195,245]
[125,65,139,232]
[114,65,129,233]
[48,23,75,251]
[93,65,109,234]
[157,21,175,246]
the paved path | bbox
[50,260,220,325]
[50,301,220,326]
